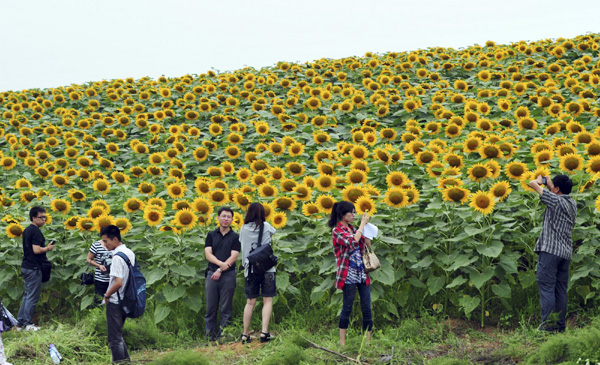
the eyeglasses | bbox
[35,216,47,220]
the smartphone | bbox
[50,240,56,245]
[542,177,547,185]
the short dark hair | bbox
[29,206,46,221]
[328,201,355,228]
[217,207,234,217]
[553,174,573,195]
[244,202,265,229]
[100,225,122,242]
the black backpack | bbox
[115,252,146,318]
[246,224,278,275]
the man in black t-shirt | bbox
[17,206,55,331]
[204,207,240,340]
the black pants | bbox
[94,281,109,306]
[106,302,130,362]
[204,270,237,339]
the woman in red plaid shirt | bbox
[328,201,372,346]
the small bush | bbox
[151,349,209,365]
[261,343,307,365]
[526,327,600,364]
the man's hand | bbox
[98,265,107,273]
[46,242,55,252]
[211,270,222,281]
[218,262,230,272]
[104,294,110,303]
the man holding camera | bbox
[529,174,577,332]
[17,206,55,331]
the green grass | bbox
[3,309,600,364]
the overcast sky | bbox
[1,0,599,91]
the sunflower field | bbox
[1,34,600,327]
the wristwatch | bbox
[217,268,222,273]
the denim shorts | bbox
[245,272,277,299]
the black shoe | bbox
[260,331,272,343]
[241,334,251,344]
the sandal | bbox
[260,331,272,343]
[240,334,251,344]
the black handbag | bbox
[41,260,52,283]
[247,223,278,275]
[0,301,17,332]
[80,272,95,285]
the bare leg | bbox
[365,330,371,342]
[243,298,257,336]
[339,328,347,346]
[261,297,273,334]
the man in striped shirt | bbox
[529,174,576,332]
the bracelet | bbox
[358,230,363,235]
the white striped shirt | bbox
[534,189,577,260]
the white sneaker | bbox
[24,324,40,332]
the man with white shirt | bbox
[102,225,135,363]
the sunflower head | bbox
[490,181,512,201]
[384,188,408,208]
[469,191,496,214]
[174,209,198,230]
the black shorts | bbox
[245,272,277,299]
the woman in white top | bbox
[239,203,277,343]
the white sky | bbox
[1,0,599,91]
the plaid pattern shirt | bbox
[332,222,370,290]
[535,189,577,260]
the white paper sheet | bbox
[363,223,378,240]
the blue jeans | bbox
[339,282,373,331]
[17,267,42,327]
[537,252,570,331]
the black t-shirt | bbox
[21,224,47,269]
[205,228,241,272]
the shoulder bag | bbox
[246,224,278,276]
[362,244,380,273]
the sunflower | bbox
[94,214,115,232]
[384,187,408,208]
[426,162,445,178]
[341,185,366,203]
[123,197,144,213]
[143,207,164,227]
[490,181,512,201]
[209,189,229,204]
[469,191,495,214]
[235,168,252,183]
[233,193,252,210]
[20,191,37,203]
[346,169,368,184]
[193,147,209,162]
[504,161,528,180]
[273,196,297,211]
[559,153,584,173]
[479,144,503,159]
[191,196,214,216]
[533,150,554,166]
[586,141,600,156]
[302,202,321,218]
[585,156,600,174]
[147,197,166,210]
[6,223,24,238]
[355,196,377,215]
[316,194,336,214]
[305,97,321,110]
[173,209,197,230]
[316,175,335,191]
[404,187,420,205]
[350,145,369,160]
[88,206,107,219]
[166,183,186,199]
[271,212,288,229]
[485,160,501,179]
[64,216,79,230]
[114,217,132,235]
[557,144,577,157]
[465,163,490,182]
[463,137,482,153]
[50,199,71,213]
[386,171,411,188]
[292,184,312,201]
[442,186,470,203]
[443,153,464,169]
[93,179,110,195]
[138,182,156,195]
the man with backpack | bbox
[102,225,136,363]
